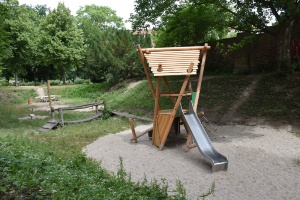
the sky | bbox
[18,0,135,29]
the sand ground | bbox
[84,123,300,200]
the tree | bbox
[1,0,36,86]
[39,3,85,84]
[0,1,12,67]
[131,0,300,71]
[152,3,230,46]
[77,5,149,84]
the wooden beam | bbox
[194,43,209,111]
[159,62,194,150]
[153,76,161,146]
[129,118,137,143]
[137,45,155,99]
[162,77,176,104]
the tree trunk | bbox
[278,19,295,72]
[15,72,18,87]
[62,71,66,85]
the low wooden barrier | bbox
[50,100,106,126]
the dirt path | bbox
[220,75,261,124]
[36,87,45,97]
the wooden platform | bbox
[39,119,59,132]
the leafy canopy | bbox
[39,2,86,80]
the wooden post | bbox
[58,108,64,126]
[95,99,98,113]
[46,80,53,109]
[51,107,55,119]
[137,45,156,99]
[103,101,106,110]
[129,118,137,143]
[153,76,161,145]
[194,43,208,111]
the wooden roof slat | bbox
[152,72,197,76]
[145,50,200,55]
[148,61,199,65]
[151,68,197,72]
[141,46,209,53]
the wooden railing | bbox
[50,100,106,126]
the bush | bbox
[50,80,61,85]
[0,81,10,86]
[84,79,91,84]
[74,78,84,84]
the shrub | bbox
[74,78,84,84]
[50,80,61,85]
[84,79,91,84]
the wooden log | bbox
[130,126,154,141]
[58,103,99,111]
[64,112,103,124]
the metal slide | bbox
[179,101,228,172]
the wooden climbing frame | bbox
[137,44,210,150]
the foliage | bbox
[130,0,231,46]
[131,0,300,71]
[1,0,37,85]
[77,5,151,85]
[0,1,12,65]
[74,77,84,84]
[50,79,61,85]
[38,3,86,82]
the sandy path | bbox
[84,123,300,200]
[36,87,45,96]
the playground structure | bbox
[137,44,228,172]
[39,100,106,132]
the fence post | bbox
[95,99,98,113]
[58,108,64,126]
[51,107,55,119]
[103,101,106,110]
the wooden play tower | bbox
[137,44,210,150]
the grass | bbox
[0,87,186,199]
[238,73,300,124]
